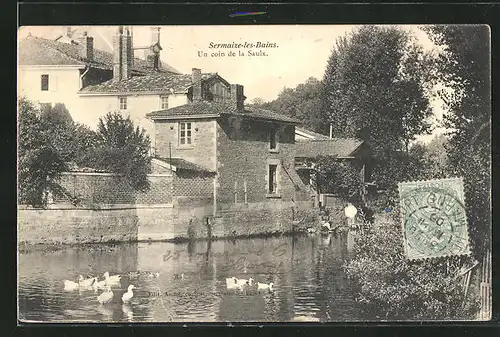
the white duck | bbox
[103,271,122,285]
[97,286,114,304]
[63,280,80,291]
[237,278,254,287]
[78,275,95,288]
[225,277,239,289]
[122,285,136,303]
[257,281,275,292]
[93,277,107,291]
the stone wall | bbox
[210,201,320,238]
[216,117,312,208]
[18,206,138,245]
[136,204,214,241]
[19,172,327,245]
[154,118,217,172]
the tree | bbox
[40,103,73,126]
[87,111,152,191]
[18,98,68,207]
[424,25,491,258]
[314,157,365,205]
[264,77,327,133]
[424,134,449,178]
[250,97,266,106]
[322,26,435,190]
[37,102,98,168]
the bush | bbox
[343,216,480,320]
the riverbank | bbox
[17,229,347,255]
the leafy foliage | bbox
[86,111,152,191]
[323,26,434,186]
[40,102,73,126]
[18,98,68,207]
[255,77,327,134]
[37,103,98,166]
[344,217,480,320]
[424,25,491,258]
[18,100,153,206]
[314,157,365,204]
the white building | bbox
[18,26,235,144]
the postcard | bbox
[17,24,491,323]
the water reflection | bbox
[18,233,361,322]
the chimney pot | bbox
[192,68,202,102]
[145,27,161,62]
[150,27,161,44]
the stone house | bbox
[147,80,314,214]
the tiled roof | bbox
[18,35,181,75]
[294,138,364,158]
[295,127,330,140]
[154,157,214,173]
[79,73,217,94]
[147,101,301,124]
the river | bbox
[18,232,363,323]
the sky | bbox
[18,25,447,143]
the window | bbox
[41,74,49,91]
[269,128,277,150]
[179,122,192,145]
[119,97,127,110]
[160,96,169,109]
[268,164,278,194]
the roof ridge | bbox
[21,35,182,75]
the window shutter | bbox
[50,75,58,92]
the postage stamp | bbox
[398,178,470,260]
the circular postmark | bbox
[400,186,469,258]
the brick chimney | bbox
[113,26,133,82]
[192,68,202,102]
[121,27,133,80]
[79,32,94,61]
[147,53,160,71]
[113,27,123,82]
[230,84,245,110]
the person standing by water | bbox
[344,202,357,229]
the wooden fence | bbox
[478,248,492,320]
